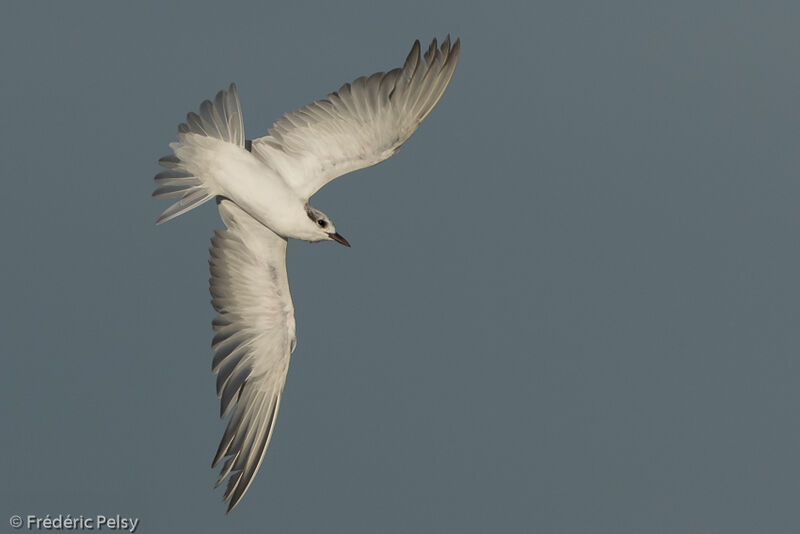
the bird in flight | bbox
[153,36,460,512]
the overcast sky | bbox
[2,1,800,532]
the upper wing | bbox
[250,36,460,200]
[209,199,297,513]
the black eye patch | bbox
[317,220,328,228]
[305,206,317,222]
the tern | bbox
[153,37,459,512]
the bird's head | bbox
[305,206,350,247]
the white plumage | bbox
[154,37,459,512]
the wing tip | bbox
[213,391,282,513]
[405,39,421,68]
[424,38,438,64]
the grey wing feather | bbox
[208,199,296,513]
[250,36,460,199]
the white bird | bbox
[154,37,459,512]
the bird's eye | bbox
[317,220,327,228]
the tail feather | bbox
[153,83,245,224]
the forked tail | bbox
[153,83,245,224]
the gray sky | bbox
[2,1,800,532]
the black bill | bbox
[328,232,351,247]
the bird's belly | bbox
[214,156,303,238]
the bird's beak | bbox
[328,232,351,247]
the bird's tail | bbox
[153,83,245,224]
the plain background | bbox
[2,1,799,532]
